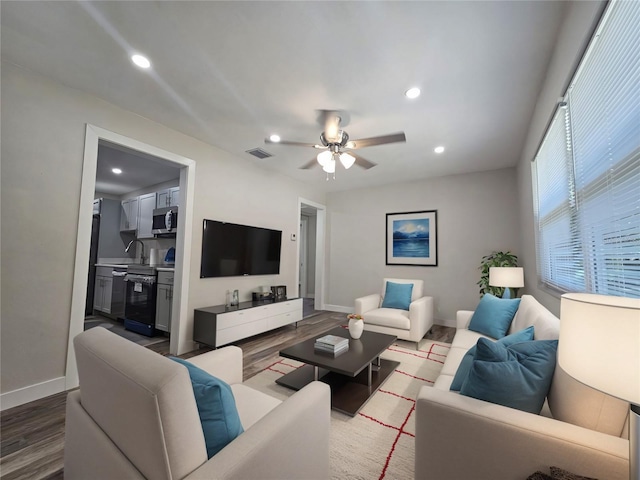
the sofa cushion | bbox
[231,383,281,430]
[381,281,413,310]
[509,295,560,339]
[459,338,558,414]
[450,326,535,391]
[363,308,411,330]
[468,294,520,339]
[170,357,244,458]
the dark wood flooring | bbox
[0,311,454,480]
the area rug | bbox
[243,338,451,480]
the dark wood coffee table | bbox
[276,327,399,416]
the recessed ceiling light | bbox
[112,168,123,174]
[405,87,421,99]
[269,134,281,143]
[434,146,445,154]
[131,54,151,69]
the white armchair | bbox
[355,278,434,347]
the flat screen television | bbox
[200,219,282,278]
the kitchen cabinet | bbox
[93,266,126,317]
[136,193,156,239]
[156,187,179,208]
[120,197,138,232]
[155,270,174,332]
[93,266,115,314]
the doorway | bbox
[66,124,196,391]
[298,198,326,317]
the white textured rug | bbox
[243,339,450,480]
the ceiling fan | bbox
[265,110,406,178]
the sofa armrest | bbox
[185,346,243,385]
[456,310,474,330]
[415,386,628,480]
[355,293,381,315]
[186,381,331,480]
[409,296,434,338]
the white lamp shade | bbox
[322,159,336,173]
[489,267,524,288]
[317,150,332,167]
[339,152,356,169]
[559,293,640,404]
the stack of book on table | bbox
[314,334,349,356]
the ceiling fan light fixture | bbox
[317,150,333,167]
[339,152,356,169]
[322,159,336,173]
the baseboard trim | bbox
[438,318,456,328]
[323,304,352,314]
[1,376,66,411]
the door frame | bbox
[297,198,326,311]
[65,124,196,390]
[299,216,309,297]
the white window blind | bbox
[533,0,640,298]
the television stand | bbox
[194,297,303,348]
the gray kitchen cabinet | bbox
[156,186,179,208]
[93,268,113,314]
[155,271,174,332]
[136,193,156,239]
[120,197,138,232]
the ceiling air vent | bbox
[246,148,273,159]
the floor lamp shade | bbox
[559,293,640,479]
[559,293,640,404]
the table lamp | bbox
[559,293,640,479]
[489,267,524,299]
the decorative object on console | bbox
[271,285,286,300]
[386,210,438,266]
[347,314,364,339]
[559,293,640,480]
[477,251,519,297]
[489,266,524,299]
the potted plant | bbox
[477,251,519,298]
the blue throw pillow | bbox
[459,338,558,414]
[450,326,535,391]
[468,293,521,339]
[170,357,244,458]
[381,281,414,310]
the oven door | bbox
[124,274,157,324]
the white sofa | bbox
[415,295,630,480]
[355,278,434,347]
[65,327,331,479]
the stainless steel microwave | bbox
[152,206,178,235]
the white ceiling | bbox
[1,1,568,193]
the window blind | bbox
[533,0,640,298]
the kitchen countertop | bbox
[95,263,175,271]
[156,267,175,272]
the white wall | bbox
[516,1,605,316]
[0,62,325,400]
[325,168,520,325]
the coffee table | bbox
[276,327,399,416]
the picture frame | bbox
[386,210,438,266]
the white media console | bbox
[193,297,303,348]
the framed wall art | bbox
[386,210,438,266]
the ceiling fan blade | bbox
[352,153,377,170]
[299,158,319,170]
[264,138,319,148]
[348,132,406,149]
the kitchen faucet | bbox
[125,239,147,265]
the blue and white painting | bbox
[392,219,430,258]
